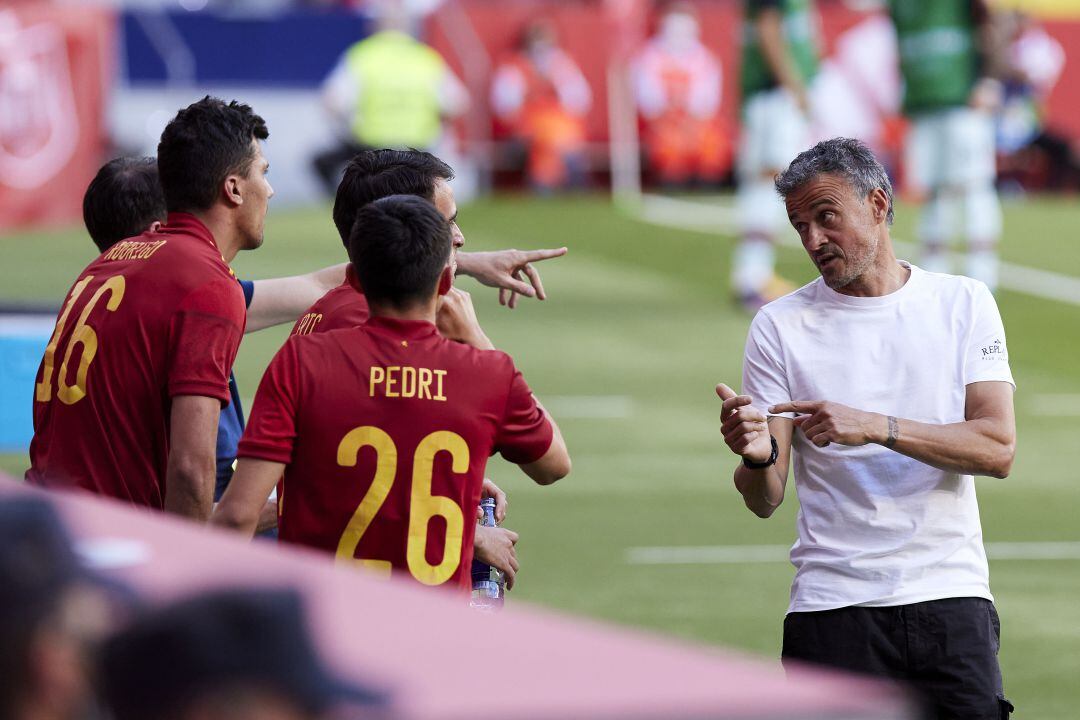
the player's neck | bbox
[189,209,243,263]
[368,298,438,325]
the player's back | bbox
[27,213,245,508]
[240,316,552,590]
[291,266,370,336]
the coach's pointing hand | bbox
[716,383,772,464]
[769,400,884,448]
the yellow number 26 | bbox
[335,426,468,586]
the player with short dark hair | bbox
[157,96,270,217]
[27,97,271,521]
[212,194,570,592]
[83,157,165,253]
[293,148,567,338]
[78,158,350,504]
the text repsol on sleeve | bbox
[369,366,447,401]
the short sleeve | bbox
[168,278,245,403]
[494,366,554,465]
[964,283,1015,387]
[741,311,792,417]
[236,339,303,464]
[239,280,255,308]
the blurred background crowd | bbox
[3,0,1078,233]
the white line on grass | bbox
[542,395,634,419]
[625,542,1080,565]
[631,193,1080,307]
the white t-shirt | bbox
[741,263,1014,614]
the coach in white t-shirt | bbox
[716,138,1015,719]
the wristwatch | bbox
[742,435,779,469]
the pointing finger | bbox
[520,247,568,262]
[715,383,737,401]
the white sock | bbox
[732,239,776,296]
[966,247,1000,291]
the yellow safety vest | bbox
[345,31,446,148]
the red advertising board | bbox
[0,4,113,231]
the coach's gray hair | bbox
[774,137,894,225]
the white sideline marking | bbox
[1029,394,1080,417]
[625,542,1080,565]
[632,193,1080,307]
[543,395,633,419]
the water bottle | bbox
[470,498,505,612]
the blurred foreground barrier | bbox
[0,478,918,720]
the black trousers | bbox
[782,597,1013,720]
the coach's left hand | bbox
[456,248,568,309]
[769,400,885,448]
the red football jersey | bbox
[238,316,553,591]
[291,265,369,336]
[26,213,246,509]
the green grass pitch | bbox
[3,193,1079,717]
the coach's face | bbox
[237,141,274,250]
[432,177,464,275]
[785,173,885,291]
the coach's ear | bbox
[149,221,163,234]
[346,264,364,294]
[437,266,453,296]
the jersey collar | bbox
[363,315,439,341]
[164,212,218,252]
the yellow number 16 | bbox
[335,426,468,586]
[36,275,126,405]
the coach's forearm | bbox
[876,416,1015,479]
[733,463,786,518]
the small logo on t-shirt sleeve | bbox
[980,339,1007,359]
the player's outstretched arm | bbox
[165,395,222,521]
[716,383,793,519]
[246,263,348,333]
[455,247,567,309]
[210,458,284,537]
[519,400,571,486]
[770,381,1016,479]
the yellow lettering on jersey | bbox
[369,366,385,396]
[433,369,447,401]
[369,366,446,402]
[385,366,399,397]
[294,312,323,336]
[418,368,433,400]
[400,366,416,397]
[102,239,167,262]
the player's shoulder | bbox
[909,264,994,306]
[428,336,519,377]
